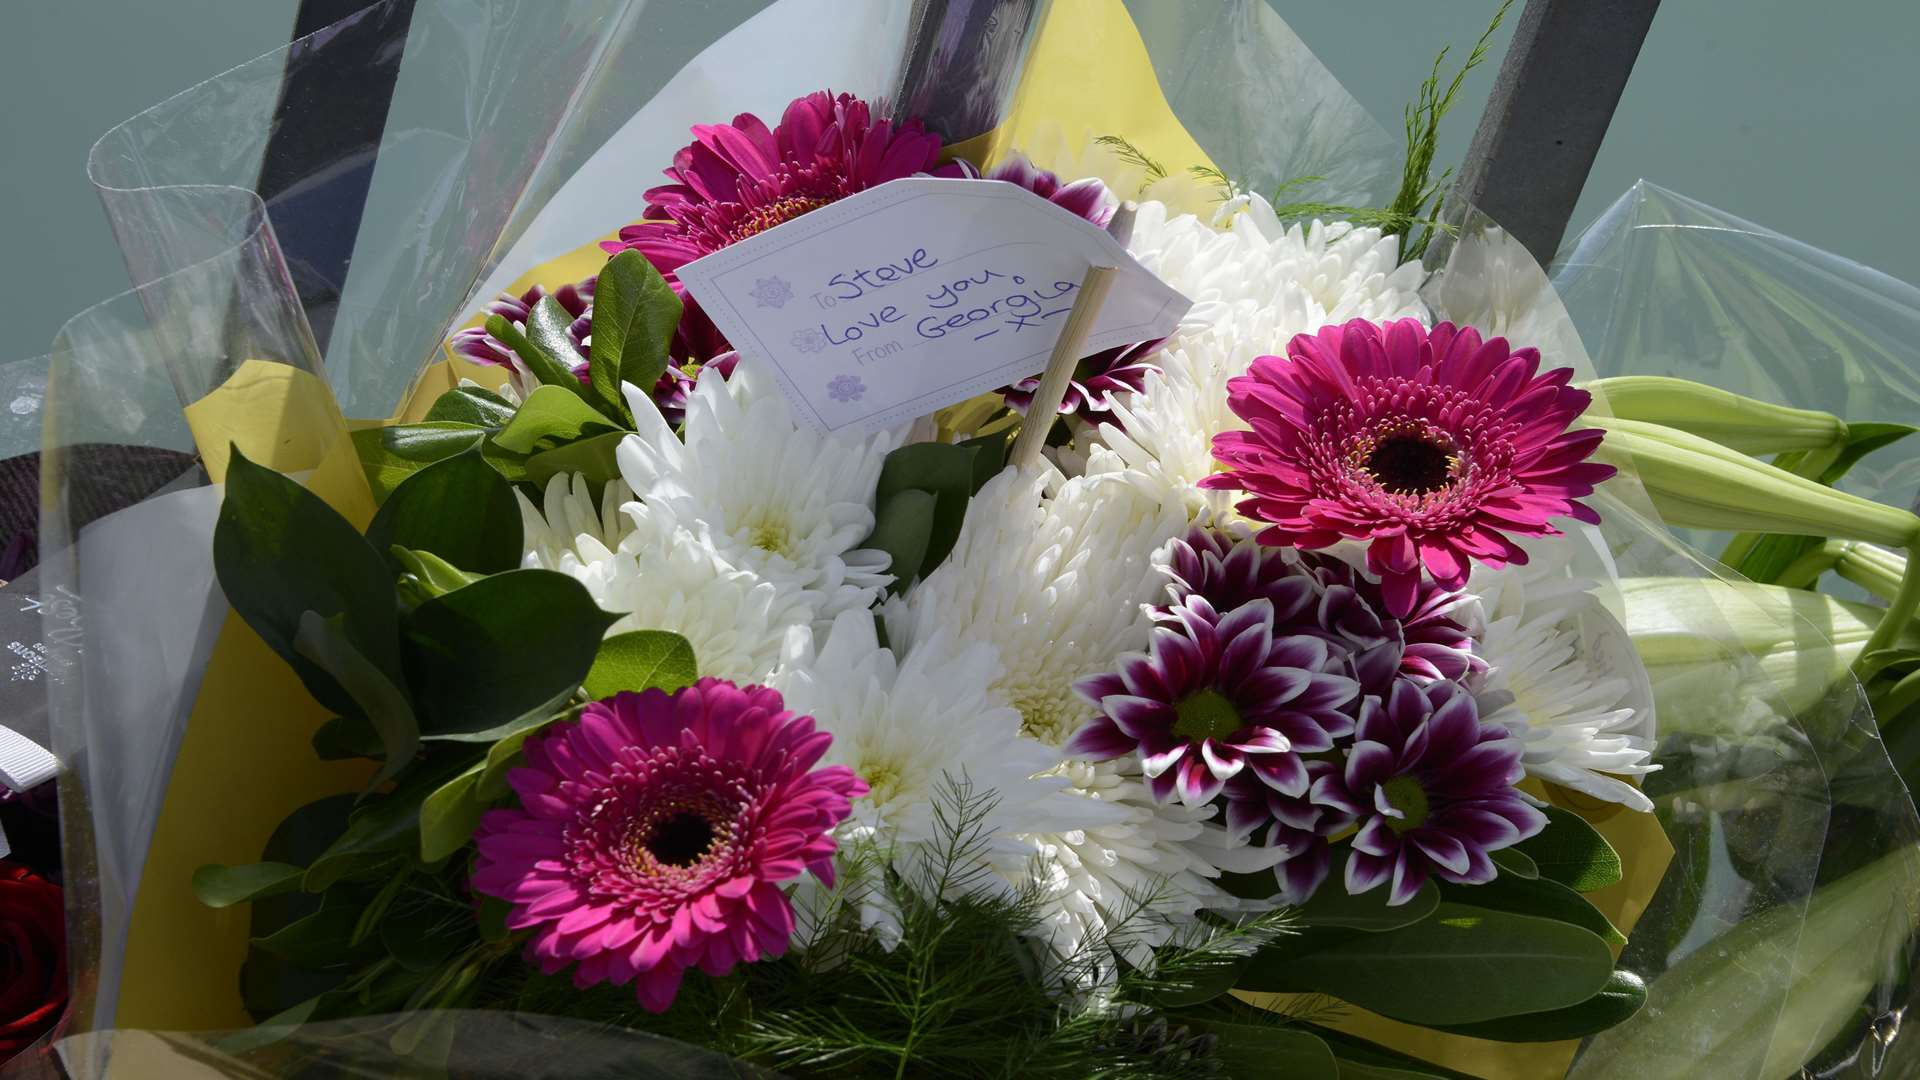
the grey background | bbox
[4,1,1915,358]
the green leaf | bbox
[1427,968,1646,1042]
[1437,871,1624,946]
[590,250,681,420]
[350,422,487,503]
[1820,421,1919,484]
[380,902,472,973]
[959,428,1012,494]
[252,902,375,968]
[1151,952,1252,1008]
[312,714,382,760]
[1306,1023,1475,1079]
[1239,903,1614,1025]
[419,762,487,863]
[424,385,517,428]
[1490,847,1538,879]
[864,488,936,591]
[492,384,621,454]
[401,569,617,738]
[476,709,571,800]
[874,442,977,573]
[486,312,591,399]
[1514,806,1623,892]
[193,862,306,908]
[293,611,419,787]
[582,630,698,699]
[1294,848,1438,931]
[213,450,403,724]
[393,547,486,606]
[365,449,521,575]
[523,429,627,488]
[1180,1019,1338,1078]
[305,753,478,890]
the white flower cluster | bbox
[516,193,1657,986]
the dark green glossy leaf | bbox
[582,630,698,699]
[423,385,517,428]
[294,611,418,786]
[193,862,305,908]
[865,488,936,591]
[1303,1024,1474,1080]
[1239,903,1613,1025]
[1294,849,1438,930]
[393,547,486,608]
[213,450,403,723]
[959,428,1012,494]
[487,311,590,399]
[590,250,680,420]
[1821,421,1919,484]
[1515,806,1623,892]
[1181,1019,1337,1078]
[524,429,627,488]
[875,442,977,574]
[419,762,486,863]
[1438,868,1625,946]
[252,901,378,968]
[401,569,617,737]
[492,384,620,454]
[1490,847,1538,879]
[312,714,383,760]
[305,753,478,890]
[365,449,521,575]
[381,902,473,973]
[351,422,487,503]
[1427,968,1646,1042]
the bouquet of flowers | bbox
[27,2,1920,1078]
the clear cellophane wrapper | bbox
[18,2,1920,1078]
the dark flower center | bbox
[1172,688,1244,741]
[644,811,717,867]
[1380,775,1431,834]
[1362,434,1456,495]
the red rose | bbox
[0,861,66,1059]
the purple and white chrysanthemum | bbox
[1066,595,1359,807]
[1315,679,1545,906]
[1159,527,1482,696]
[1223,760,1352,904]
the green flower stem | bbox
[1861,547,1920,670]
[1772,541,1847,591]
[1834,541,1910,602]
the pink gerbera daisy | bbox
[1202,318,1615,616]
[471,679,865,1012]
[603,90,970,366]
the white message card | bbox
[676,177,1191,433]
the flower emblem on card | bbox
[750,276,795,309]
[790,327,830,354]
[826,374,867,403]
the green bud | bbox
[1593,418,1920,549]
[1589,376,1845,455]
[1622,576,1897,719]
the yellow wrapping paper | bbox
[121,4,1674,1078]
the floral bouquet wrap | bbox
[23,2,1920,1078]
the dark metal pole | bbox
[255,0,419,352]
[889,0,1050,144]
[1450,0,1661,268]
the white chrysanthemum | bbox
[883,450,1187,750]
[775,609,1124,949]
[618,365,898,621]
[1100,195,1429,514]
[1425,224,1588,368]
[518,473,813,682]
[1022,759,1275,979]
[1469,536,1660,811]
[1127,194,1427,339]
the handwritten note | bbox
[676,178,1191,433]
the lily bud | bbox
[1833,541,1909,603]
[1593,418,1920,549]
[1621,576,1901,720]
[1588,376,1845,456]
